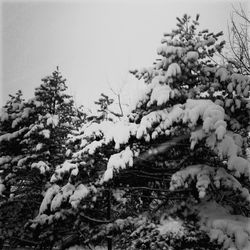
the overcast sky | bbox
[0,0,249,108]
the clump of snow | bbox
[181,99,250,182]
[243,85,250,97]
[231,73,250,87]
[247,148,250,162]
[31,214,54,226]
[12,117,22,128]
[157,45,184,58]
[40,129,50,138]
[65,149,72,157]
[200,91,209,98]
[31,161,50,174]
[166,63,181,78]
[69,184,89,208]
[102,147,134,183]
[75,119,138,154]
[66,246,85,250]
[50,183,75,211]
[35,143,43,151]
[216,135,238,159]
[17,156,30,167]
[112,189,127,204]
[198,201,250,250]
[170,164,250,202]
[39,185,60,214]
[46,114,59,127]
[214,168,250,202]
[11,102,21,111]
[190,129,206,150]
[170,164,213,199]
[215,125,226,140]
[206,37,216,46]
[50,161,78,182]
[157,216,185,236]
[148,84,173,106]
[183,99,226,149]
[215,67,229,82]
[63,98,72,105]
[33,101,43,107]
[186,51,199,61]
[0,178,5,195]
[202,102,225,126]
[138,104,183,140]
[22,107,32,118]
[83,121,107,138]
[104,120,133,149]
[0,108,9,122]
[183,99,216,127]
[227,82,234,93]
[24,124,44,138]
[228,156,250,178]
[0,156,12,165]
[137,109,166,137]
[76,139,105,155]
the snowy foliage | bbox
[198,201,250,250]
[1,15,248,249]
[69,183,90,208]
[157,216,185,236]
[50,160,78,182]
[170,164,250,201]
[39,184,60,214]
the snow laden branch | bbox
[170,164,250,202]
[62,98,249,184]
[198,201,250,250]
[35,98,249,218]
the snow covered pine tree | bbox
[31,15,250,250]
[0,69,81,247]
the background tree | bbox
[225,4,250,75]
[0,69,82,247]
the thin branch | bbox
[232,4,250,24]
[126,186,191,193]
[231,19,250,64]
[80,213,110,224]
[109,87,124,117]
[10,236,41,245]
[228,23,250,74]
[117,94,123,116]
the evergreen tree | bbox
[0,69,81,247]
[27,93,120,248]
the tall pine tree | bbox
[32,16,250,250]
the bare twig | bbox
[226,5,250,74]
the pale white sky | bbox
[0,0,249,109]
